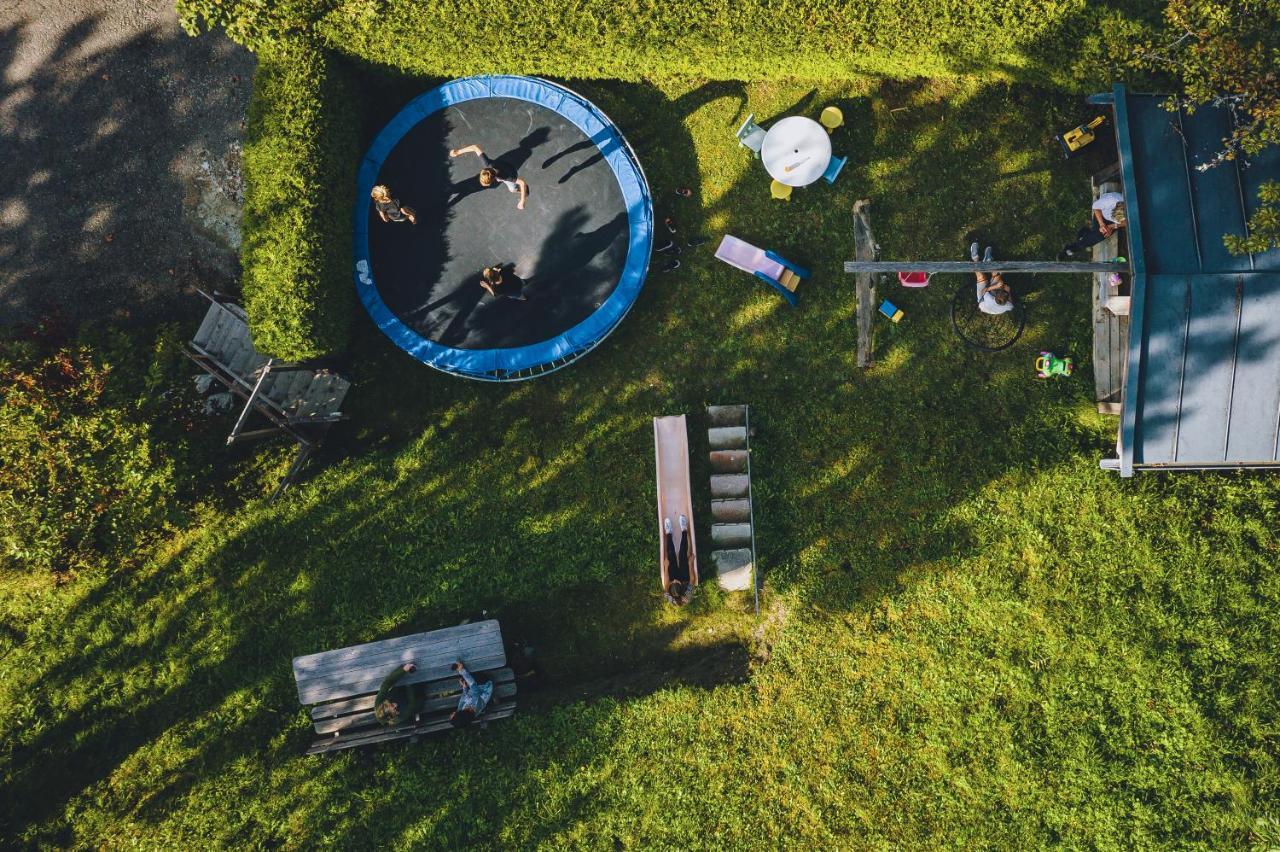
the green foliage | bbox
[316,0,1127,87]
[0,326,192,576]
[241,39,360,361]
[1226,180,1280,255]
[176,0,335,49]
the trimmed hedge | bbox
[316,0,1134,87]
[177,0,336,50]
[241,39,360,361]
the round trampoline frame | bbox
[354,75,654,382]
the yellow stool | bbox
[770,179,792,201]
[820,106,844,133]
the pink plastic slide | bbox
[653,415,699,599]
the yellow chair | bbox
[770,179,792,201]
[820,106,844,133]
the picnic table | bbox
[292,619,516,754]
[761,116,832,187]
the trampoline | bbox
[354,76,654,381]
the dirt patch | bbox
[0,2,254,327]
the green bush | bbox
[176,0,335,49]
[0,327,188,576]
[241,39,360,361]
[316,0,1135,87]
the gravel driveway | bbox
[0,1,254,328]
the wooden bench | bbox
[1091,164,1131,415]
[292,619,516,755]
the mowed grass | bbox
[3,74,1280,849]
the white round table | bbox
[761,116,832,187]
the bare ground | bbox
[0,1,253,328]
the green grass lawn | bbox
[3,73,1279,849]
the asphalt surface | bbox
[0,1,254,327]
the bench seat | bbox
[307,703,518,755]
[293,620,516,754]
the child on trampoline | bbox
[970,242,1014,315]
[370,185,417,225]
[663,515,692,604]
[450,144,529,210]
[480,265,528,301]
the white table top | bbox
[761,116,832,187]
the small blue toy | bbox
[879,300,904,323]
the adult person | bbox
[450,143,529,210]
[370,185,417,225]
[449,661,496,727]
[1060,191,1126,258]
[479,264,528,301]
[373,662,420,726]
[663,515,691,604]
[970,242,1014,315]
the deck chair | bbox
[714,234,811,307]
[736,113,766,156]
[654,416,699,604]
[822,155,847,184]
[898,271,931,288]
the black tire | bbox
[950,280,1027,352]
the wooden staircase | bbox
[706,405,759,610]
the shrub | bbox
[176,0,335,49]
[317,0,1131,88]
[241,39,360,361]
[0,326,188,576]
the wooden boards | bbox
[1091,173,1130,415]
[852,199,877,368]
[292,619,506,706]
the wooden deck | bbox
[1091,166,1129,415]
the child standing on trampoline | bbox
[479,265,528,301]
[370,185,417,225]
[450,144,529,210]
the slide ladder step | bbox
[711,498,751,523]
[710,474,750,498]
[711,548,753,591]
[712,523,752,548]
[708,426,748,450]
[706,405,748,427]
[709,450,749,473]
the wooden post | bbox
[851,200,877,368]
[843,260,1126,274]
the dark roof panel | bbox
[1226,275,1280,460]
[1113,84,1280,473]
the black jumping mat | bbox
[367,96,630,350]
